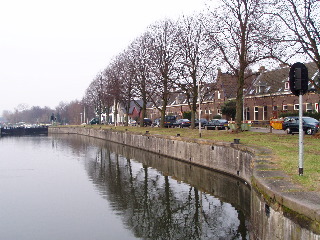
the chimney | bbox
[259,66,266,73]
[217,68,222,76]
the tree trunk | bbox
[235,70,244,131]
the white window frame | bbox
[263,106,267,120]
[244,107,250,121]
[254,106,259,120]
[283,105,288,111]
[285,82,290,90]
[315,103,319,113]
[306,103,312,112]
[217,91,221,99]
[294,104,299,110]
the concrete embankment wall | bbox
[49,127,254,184]
[49,127,320,239]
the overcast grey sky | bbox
[0,0,209,115]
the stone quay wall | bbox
[49,127,320,239]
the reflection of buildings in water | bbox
[51,134,250,239]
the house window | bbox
[273,106,278,111]
[283,105,288,111]
[217,91,221,99]
[294,104,299,110]
[285,82,290,90]
[217,109,221,115]
[245,107,250,121]
[254,106,259,120]
[259,85,266,93]
[263,106,267,120]
[306,103,312,112]
[316,103,319,113]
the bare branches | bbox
[79,0,319,127]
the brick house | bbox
[146,63,319,122]
[244,63,319,122]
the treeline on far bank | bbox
[1,100,95,125]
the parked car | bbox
[164,115,177,128]
[152,118,160,127]
[173,119,191,128]
[141,118,152,126]
[89,118,99,125]
[204,119,229,130]
[129,120,137,126]
[282,116,319,135]
[195,118,208,128]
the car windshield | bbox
[303,117,318,123]
[166,116,176,120]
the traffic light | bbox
[289,62,309,96]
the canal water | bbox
[0,135,251,240]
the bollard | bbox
[234,139,240,144]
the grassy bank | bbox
[57,125,320,192]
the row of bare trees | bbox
[3,1,317,128]
[83,0,319,130]
[83,15,217,128]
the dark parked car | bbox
[89,118,99,125]
[195,118,208,128]
[282,116,319,135]
[138,118,152,126]
[204,119,229,130]
[164,115,177,128]
[173,119,191,128]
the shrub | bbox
[279,111,320,120]
[212,115,222,119]
[182,111,191,120]
[221,100,236,119]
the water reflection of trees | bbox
[51,135,250,239]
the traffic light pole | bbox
[289,62,308,176]
[298,92,304,176]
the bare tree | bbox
[128,33,154,127]
[269,0,320,89]
[108,51,136,126]
[176,15,216,128]
[119,51,135,126]
[84,73,109,124]
[204,0,271,130]
[104,61,125,125]
[147,19,180,128]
